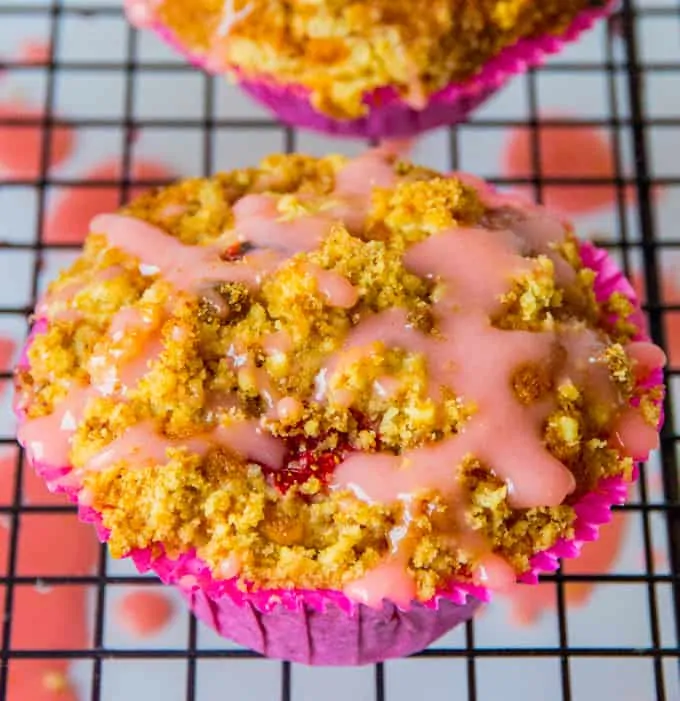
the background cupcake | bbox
[14,148,664,664]
[123,0,616,138]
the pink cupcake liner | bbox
[140,2,616,138]
[14,238,664,665]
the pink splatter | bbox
[0,446,18,505]
[44,159,175,244]
[505,510,630,626]
[652,549,668,570]
[0,101,74,179]
[0,339,16,445]
[0,336,15,373]
[632,269,680,366]
[115,590,174,638]
[502,111,656,216]
[0,424,98,700]
[18,40,51,66]
[637,548,668,571]
[647,471,663,492]
[6,665,78,701]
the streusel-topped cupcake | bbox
[15,148,664,664]
[124,0,615,137]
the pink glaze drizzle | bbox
[90,213,282,292]
[17,149,666,608]
[612,409,660,460]
[233,148,397,246]
[626,341,667,378]
[87,306,163,396]
[302,263,359,308]
[473,554,517,592]
[19,305,167,472]
[232,195,331,253]
[18,387,90,469]
[343,559,417,609]
[86,419,285,475]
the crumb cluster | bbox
[17,151,660,600]
[155,0,598,118]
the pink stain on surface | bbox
[0,429,98,700]
[637,549,669,571]
[6,666,78,701]
[0,447,18,504]
[0,101,74,179]
[505,510,630,626]
[0,337,17,504]
[502,112,649,216]
[116,590,175,638]
[632,268,680,366]
[652,549,668,570]
[18,40,52,65]
[0,336,15,373]
[647,471,663,493]
[44,159,175,244]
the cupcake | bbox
[15,148,664,664]
[124,0,615,138]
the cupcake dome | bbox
[15,149,664,662]
[124,0,615,137]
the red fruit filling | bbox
[272,431,353,494]
[220,241,255,261]
[266,411,382,493]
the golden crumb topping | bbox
[16,149,663,602]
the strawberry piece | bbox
[221,242,243,261]
[220,241,255,261]
[272,432,352,494]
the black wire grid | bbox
[0,1,678,699]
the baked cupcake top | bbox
[125,0,604,118]
[16,149,664,605]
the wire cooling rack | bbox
[0,1,678,700]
